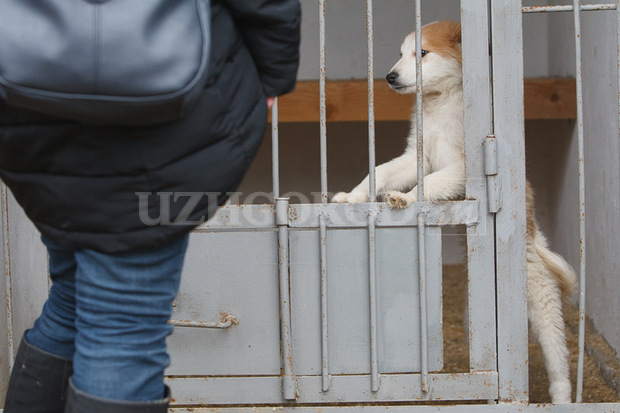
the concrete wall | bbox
[1,192,49,341]
[0,188,49,406]
[581,10,620,355]
[523,7,620,355]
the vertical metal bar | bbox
[415,0,424,201]
[617,3,620,306]
[365,0,380,393]
[491,0,529,403]
[319,213,330,392]
[417,212,429,393]
[319,0,328,203]
[1,182,14,368]
[367,0,376,201]
[573,0,587,402]
[367,211,380,392]
[271,98,280,200]
[276,198,296,400]
[460,0,498,375]
[414,0,427,394]
[318,0,331,392]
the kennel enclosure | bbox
[2,0,620,412]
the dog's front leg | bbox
[332,153,418,203]
[384,161,465,208]
[419,162,466,200]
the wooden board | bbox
[270,78,576,123]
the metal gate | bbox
[161,1,620,410]
[2,1,620,412]
[165,0,504,406]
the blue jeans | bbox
[26,235,189,402]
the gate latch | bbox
[484,135,503,213]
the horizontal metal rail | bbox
[523,4,616,13]
[167,372,500,405]
[166,402,620,412]
[192,200,480,231]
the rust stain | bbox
[219,311,240,326]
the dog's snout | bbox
[386,72,399,85]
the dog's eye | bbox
[421,49,429,57]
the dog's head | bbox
[386,20,462,95]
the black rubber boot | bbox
[3,333,73,413]
[63,380,170,413]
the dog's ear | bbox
[454,31,462,45]
[451,23,462,45]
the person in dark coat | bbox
[0,1,301,411]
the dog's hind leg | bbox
[527,245,572,403]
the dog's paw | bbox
[331,191,368,203]
[383,191,416,209]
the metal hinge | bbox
[484,135,503,213]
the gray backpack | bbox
[0,0,211,125]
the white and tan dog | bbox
[332,20,577,403]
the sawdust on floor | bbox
[442,264,619,403]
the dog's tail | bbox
[532,227,578,297]
[526,181,578,297]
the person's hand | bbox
[266,96,276,109]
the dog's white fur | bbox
[332,20,577,403]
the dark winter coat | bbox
[0,0,301,253]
